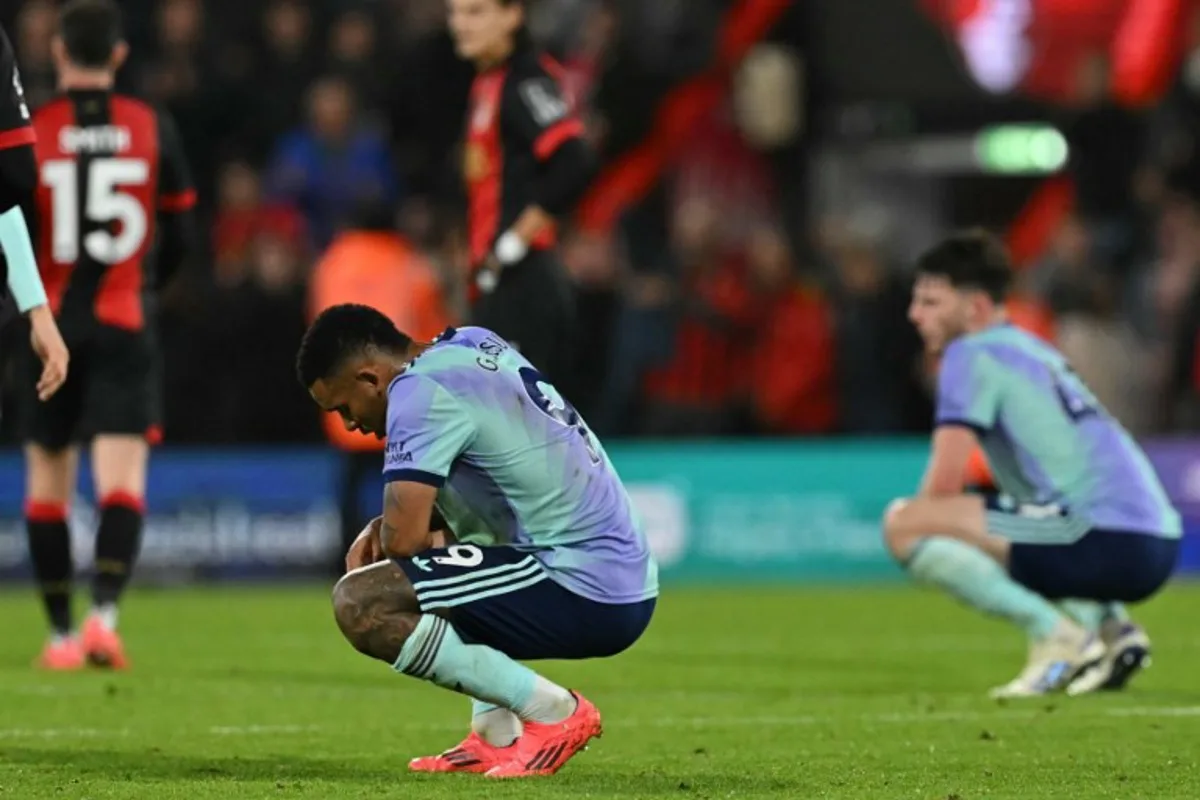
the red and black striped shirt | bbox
[32,90,196,331]
[463,47,586,280]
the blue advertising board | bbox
[0,449,342,581]
[0,438,1196,583]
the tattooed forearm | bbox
[379,481,438,558]
[379,483,405,552]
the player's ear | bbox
[111,41,130,72]
[505,0,525,31]
[51,37,68,71]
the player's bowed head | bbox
[908,228,1014,359]
[296,304,425,441]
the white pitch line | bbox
[636,705,1200,728]
[208,724,322,735]
[2,705,1197,743]
[0,728,129,740]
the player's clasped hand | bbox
[345,516,386,572]
[28,306,69,401]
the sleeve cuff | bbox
[0,127,36,152]
[936,418,991,436]
[534,118,586,160]
[383,469,446,488]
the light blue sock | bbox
[1058,600,1104,632]
[906,537,1065,640]
[395,615,575,724]
[1103,602,1130,624]
[472,698,500,716]
[1059,600,1129,632]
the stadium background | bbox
[0,0,1199,585]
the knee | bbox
[331,570,383,655]
[882,498,915,562]
[330,564,419,661]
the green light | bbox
[975,125,1069,174]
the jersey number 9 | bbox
[42,157,150,265]
[519,367,602,465]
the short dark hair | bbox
[915,229,1013,302]
[295,304,413,388]
[59,0,123,69]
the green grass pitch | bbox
[0,582,1197,799]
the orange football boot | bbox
[80,615,129,670]
[486,693,602,779]
[409,731,515,774]
[36,637,85,671]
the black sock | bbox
[26,503,73,636]
[92,495,144,609]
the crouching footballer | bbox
[885,231,1180,699]
[296,305,657,777]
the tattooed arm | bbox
[379,481,440,559]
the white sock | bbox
[522,676,577,725]
[91,604,118,631]
[470,701,522,747]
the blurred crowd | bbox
[5,0,1200,445]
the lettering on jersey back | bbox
[58,125,131,155]
[476,336,510,372]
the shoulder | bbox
[385,370,446,427]
[504,53,571,117]
[938,333,1003,387]
[109,94,163,130]
[508,50,561,83]
[942,334,984,365]
[32,96,70,125]
[400,341,480,390]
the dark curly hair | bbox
[60,0,124,69]
[915,229,1013,303]
[295,304,412,389]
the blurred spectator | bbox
[246,0,318,159]
[673,103,776,253]
[226,233,318,443]
[741,225,837,435]
[826,222,929,434]
[267,76,400,249]
[1157,169,1200,429]
[639,199,753,437]
[144,0,249,208]
[327,8,384,115]
[1064,53,1145,270]
[1146,5,1200,174]
[14,1,56,109]
[309,201,452,388]
[385,2,473,200]
[212,161,307,283]
[162,231,314,445]
[1032,215,1103,316]
[562,230,621,418]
